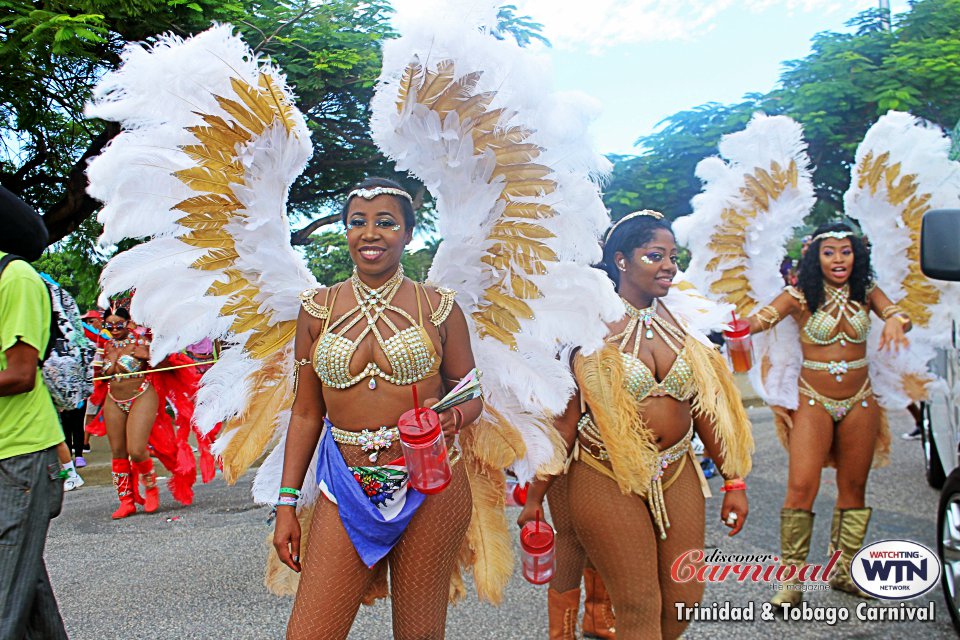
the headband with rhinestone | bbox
[811,230,855,243]
[348,186,413,203]
[604,210,665,241]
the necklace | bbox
[351,265,405,312]
[619,297,686,356]
[110,336,146,349]
[624,298,657,340]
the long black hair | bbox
[599,212,674,289]
[340,177,416,230]
[796,222,873,312]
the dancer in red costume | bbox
[89,307,215,518]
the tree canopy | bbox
[605,0,960,226]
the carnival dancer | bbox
[84,5,622,634]
[744,222,909,602]
[520,211,754,640]
[267,178,481,638]
[89,307,214,518]
[676,112,960,606]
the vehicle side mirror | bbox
[921,209,960,282]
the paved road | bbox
[46,407,955,639]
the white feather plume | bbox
[370,0,623,481]
[676,113,815,408]
[86,24,316,487]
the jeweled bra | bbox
[612,298,695,402]
[301,266,456,390]
[792,283,870,347]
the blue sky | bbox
[509,0,912,155]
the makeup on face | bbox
[819,238,854,286]
[345,195,411,276]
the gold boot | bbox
[582,567,615,639]
[548,587,580,640]
[829,507,873,598]
[771,508,814,608]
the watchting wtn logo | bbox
[850,540,941,600]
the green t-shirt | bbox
[0,252,63,459]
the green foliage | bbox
[301,230,440,286]
[32,217,105,310]
[605,0,960,227]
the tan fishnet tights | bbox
[546,473,587,591]
[567,457,705,640]
[286,457,471,640]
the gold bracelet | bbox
[755,305,780,329]
[881,304,904,320]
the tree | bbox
[0,0,398,245]
[605,0,960,227]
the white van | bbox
[919,208,960,633]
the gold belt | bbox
[576,416,696,539]
[328,424,461,466]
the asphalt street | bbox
[46,406,956,639]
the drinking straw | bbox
[411,384,423,429]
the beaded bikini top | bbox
[300,266,456,390]
[788,284,871,347]
[611,298,695,403]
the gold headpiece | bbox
[811,230,854,243]
[348,186,413,203]
[604,210,665,241]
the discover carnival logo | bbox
[850,539,941,599]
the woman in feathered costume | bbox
[520,211,754,640]
[272,177,483,639]
[83,2,626,636]
[89,306,215,518]
[744,221,909,602]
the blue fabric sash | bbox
[315,421,425,567]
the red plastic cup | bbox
[398,407,451,494]
[520,519,556,585]
[723,319,754,373]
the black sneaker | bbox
[901,427,922,441]
[82,443,91,452]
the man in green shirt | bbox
[0,250,68,638]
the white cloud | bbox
[515,0,880,52]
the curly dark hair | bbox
[599,212,674,289]
[340,177,416,230]
[796,222,873,312]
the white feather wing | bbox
[86,25,315,483]
[369,2,623,482]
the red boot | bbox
[111,459,137,519]
[133,458,160,513]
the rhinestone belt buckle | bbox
[357,426,396,463]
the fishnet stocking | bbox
[546,473,586,592]
[286,439,471,640]
[567,457,705,640]
[389,461,471,639]
[287,495,375,640]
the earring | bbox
[639,255,654,265]
[617,260,626,271]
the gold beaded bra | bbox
[613,299,695,403]
[300,266,456,390]
[789,284,871,347]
